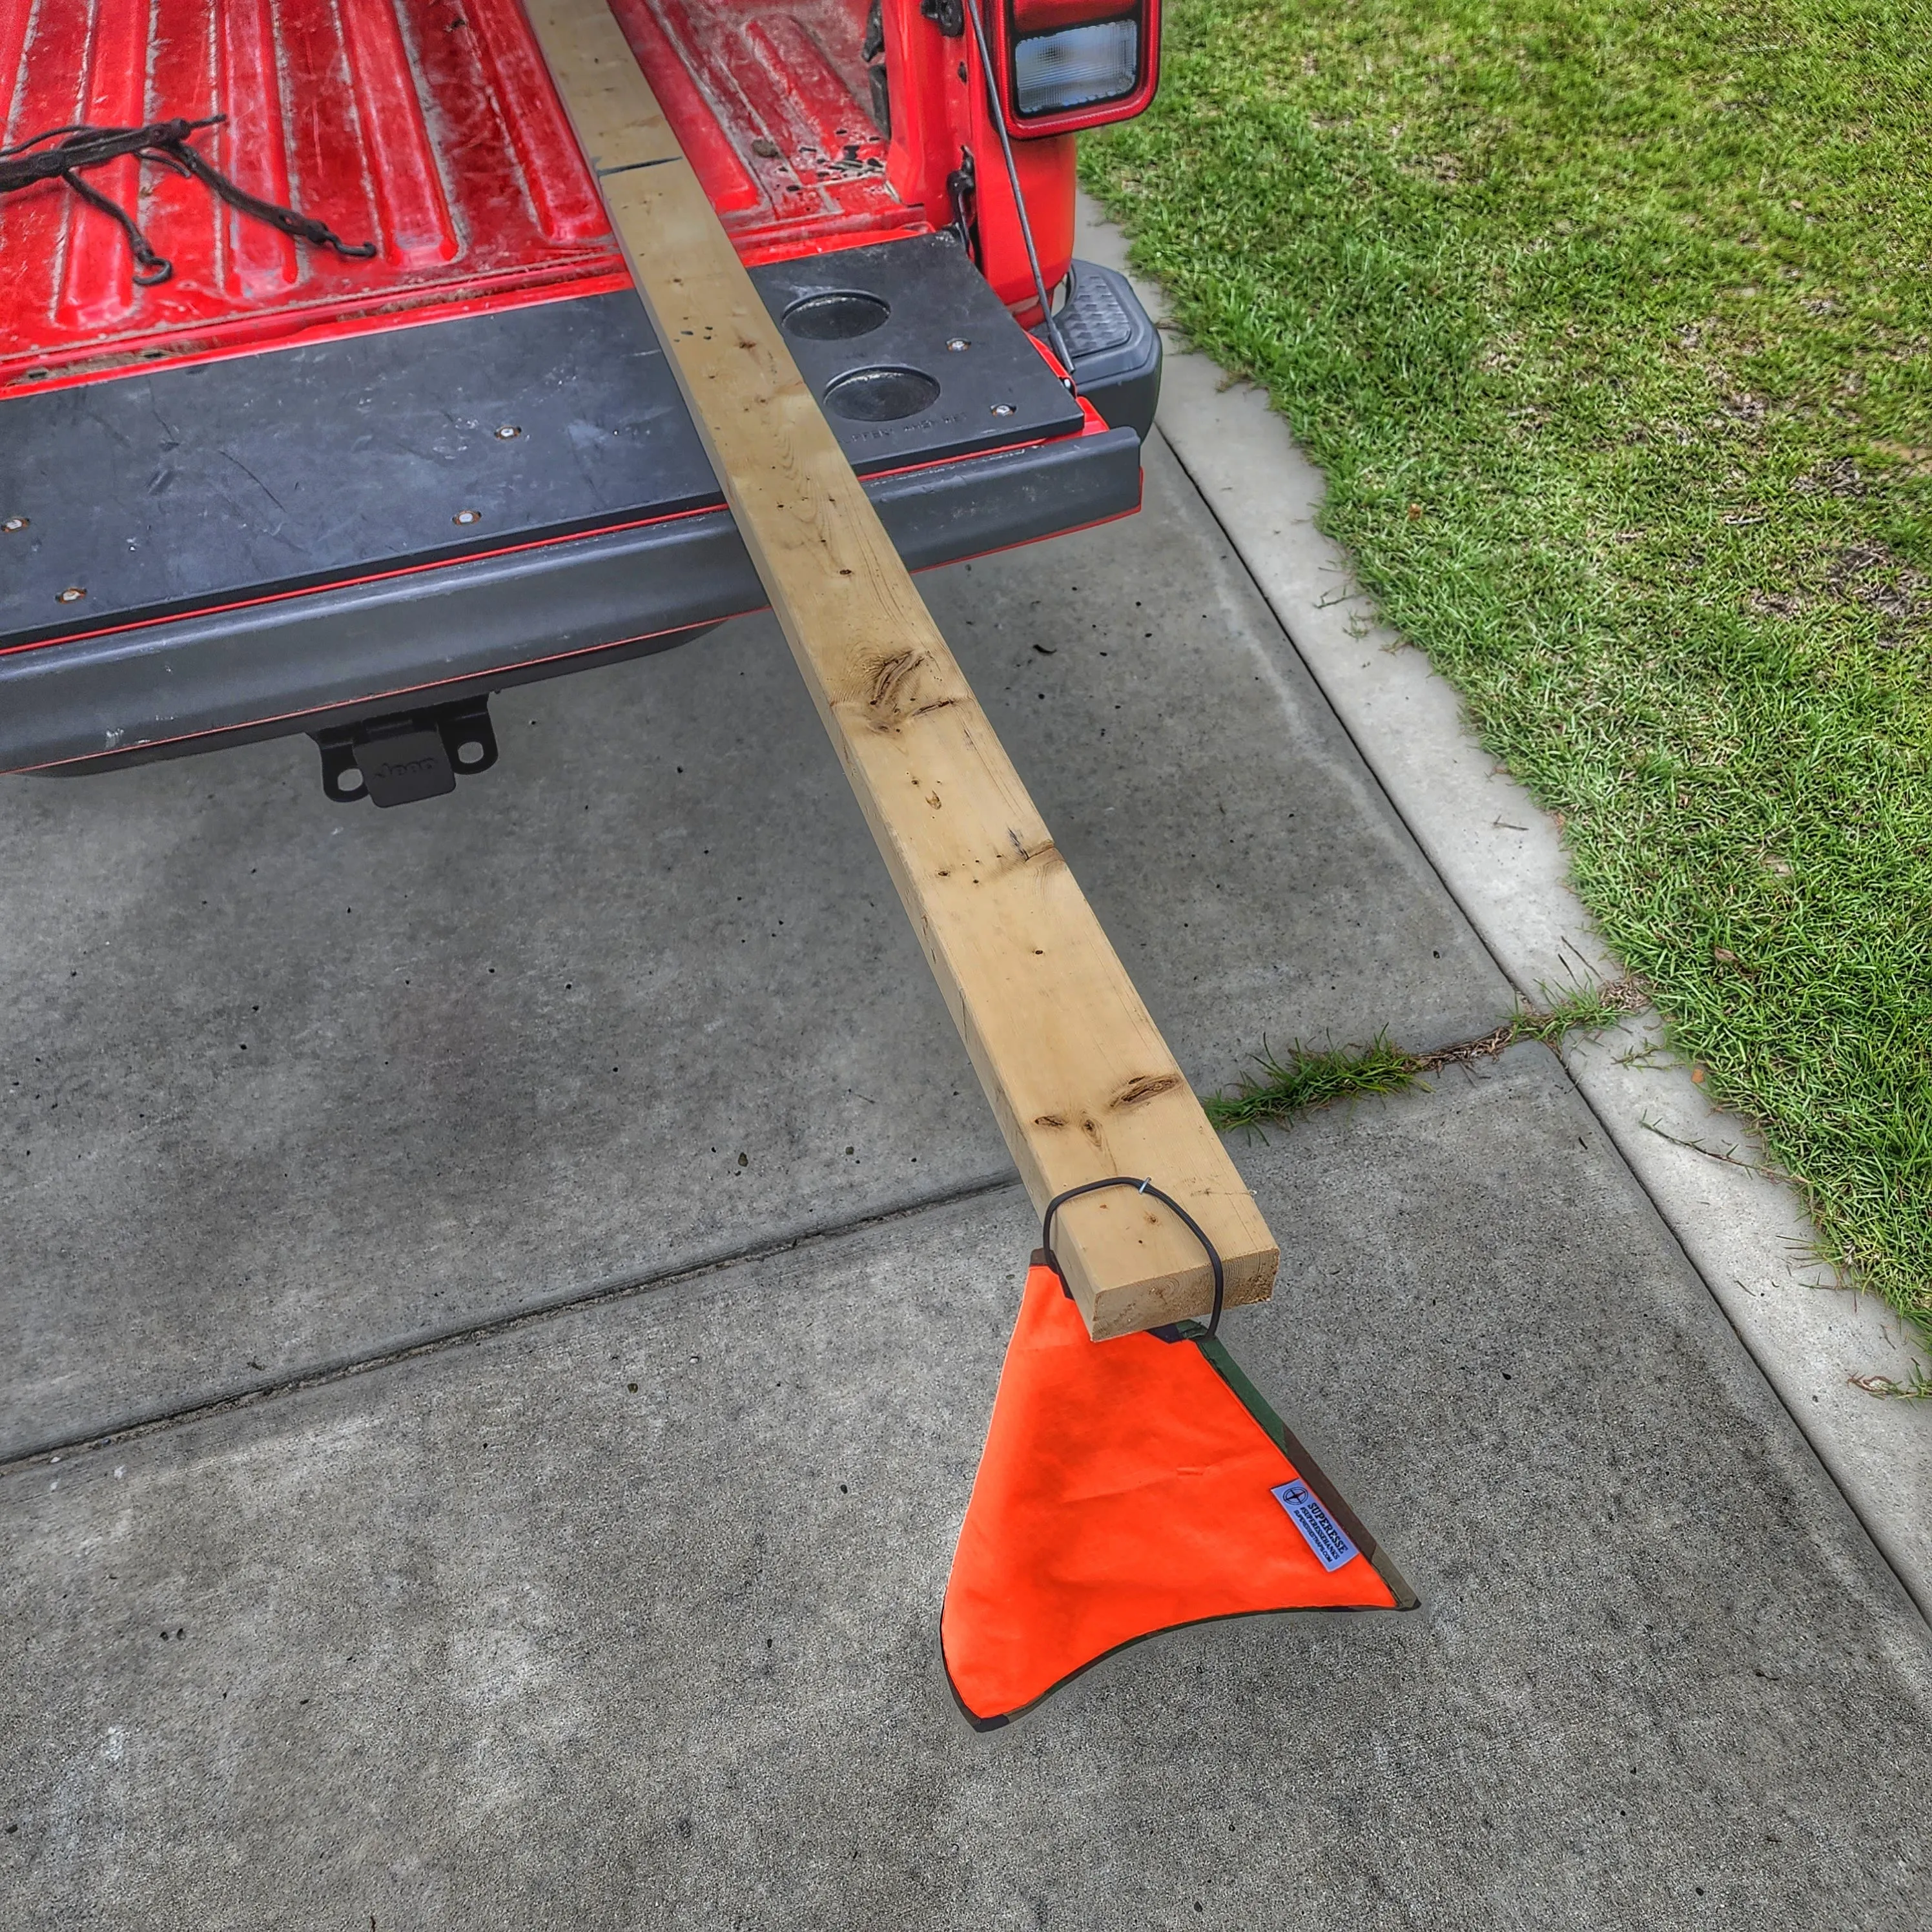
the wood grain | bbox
[526,0,1277,1335]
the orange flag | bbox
[943,1248,1413,1727]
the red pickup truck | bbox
[0,0,1161,805]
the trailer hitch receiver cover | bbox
[315,696,499,807]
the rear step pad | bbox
[0,233,1080,653]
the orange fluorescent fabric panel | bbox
[942,1259,1410,1727]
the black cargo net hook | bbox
[0,117,378,288]
[1039,1176,1227,1337]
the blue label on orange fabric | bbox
[1272,1479,1359,1572]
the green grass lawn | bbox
[1084,0,1932,1351]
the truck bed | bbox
[0,0,909,393]
[0,0,1160,783]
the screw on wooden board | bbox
[3,516,26,532]
[453,509,482,526]
[991,402,1014,416]
[946,338,969,351]
[57,586,85,602]
[495,424,522,440]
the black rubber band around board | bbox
[1036,1175,1226,1337]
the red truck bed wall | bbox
[0,0,965,396]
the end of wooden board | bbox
[1051,1188,1279,1341]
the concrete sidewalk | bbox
[4,423,1929,1921]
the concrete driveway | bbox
[5,437,1928,1928]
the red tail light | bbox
[990,0,1160,136]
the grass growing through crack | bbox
[1085,0,1932,1338]
[1206,982,1644,1132]
[1207,1035,1418,1131]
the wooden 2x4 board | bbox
[526,0,1278,1337]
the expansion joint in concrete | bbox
[0,1173,1021,1474]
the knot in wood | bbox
[1111,1073,1182,1109]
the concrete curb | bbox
[1073,194,1932,1618]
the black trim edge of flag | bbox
[1183,1324,1420,1612]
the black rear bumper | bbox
[0,235,1157,775]
[4,426,1142,773]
